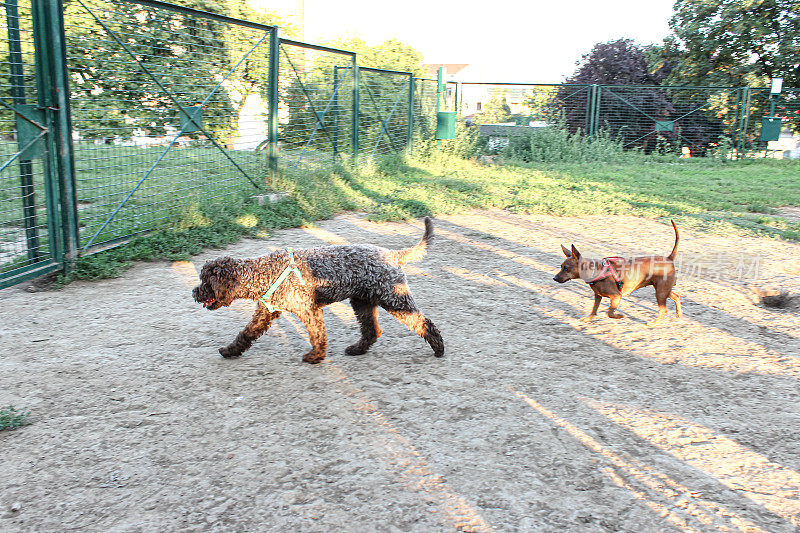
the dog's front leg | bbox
[296,307,328,364]
[607,295,624,319]
[581,294,603,323]
[219,307,280,358]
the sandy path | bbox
[2,210,799,532]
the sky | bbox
[251,0,676,83]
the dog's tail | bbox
[389,216,433,266]
[667,219,679,260]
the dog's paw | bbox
[302,351,326,364]
[607,312,624,319]
[580,315,596,323]
[219,346,242,359]
[345,343,368,356]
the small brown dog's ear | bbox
[571,245,581,259]
[561,244,572,257]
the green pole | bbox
[738,87,750,158]
[44,0,79,267]
[333,66,339,162]
[585,85,595,135]
[437,67,444,146]
[407,73,414,153]
[267,27,279,188]
[732,88,742,159]
[30,0,65,267]
[352,60,359,164]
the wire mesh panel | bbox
[358,67,411,160]
[413,78,437,141]
[740,88,800,157]
[597,86,737,155]
[459,83,591,127]
[64,0,274,253]
[277,39,354,169]
[0,0,60,286]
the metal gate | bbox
[63,0,276,254]
[358,67,413,160]
[1,0,76,289]
[278,38,355,169]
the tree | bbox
[555,38,726,155]
[62,0,289,144]
[664,0,800,87]
[475,93,513,124]
[325,36,426,76]
[555,39,676,152]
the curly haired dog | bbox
[192,217,444,363]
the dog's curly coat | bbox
[192,217,444,363]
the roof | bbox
[422,64,469,78]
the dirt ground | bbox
[2,210,800,532]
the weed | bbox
[0,405,31,431]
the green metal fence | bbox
[64,0,275,254]
[358,66,412,160]
[459,82,799,157]
[1,0,798,289]
[278,38,354,169]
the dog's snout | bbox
[553,276,558,282]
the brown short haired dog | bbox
[553,220,682,325]
[192,217,444,363]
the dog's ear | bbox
[561,244,572,258]
[570,245,581,259]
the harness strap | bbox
[586,257,624,291]
[258,248,306,312]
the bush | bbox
[501,126,628,163]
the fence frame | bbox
[1,0,798,289]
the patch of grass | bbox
[49,143,800,285]
[0,405,31,431]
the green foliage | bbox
[60,152,800,284]
[475,94,513,124]
[413,122,481,160]
[0,405,31,431]
[326,36,426,76]
[664,0,800,87]
[502,127,628,163]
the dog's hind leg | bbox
[669,290,682,318]
[345,298,382,355]
[648,285,671,326]
[296,307,328,364]
[219,307,281,358]
[382,295,444,357]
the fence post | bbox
[352,60,359,164]
[44,0,79,269]
[267,27,279,187]
[333,65,339,163]
[737,86,751,158]
[407,73,414,153]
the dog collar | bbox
[258,248,306,312]
[586,257,624,290]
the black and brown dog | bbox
[192,217,444,363]
[553,220,682,325]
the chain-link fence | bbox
[64,0,274,254]
[1,0,798,288]
[278,39,354,170]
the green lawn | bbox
[59,150,800,282]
